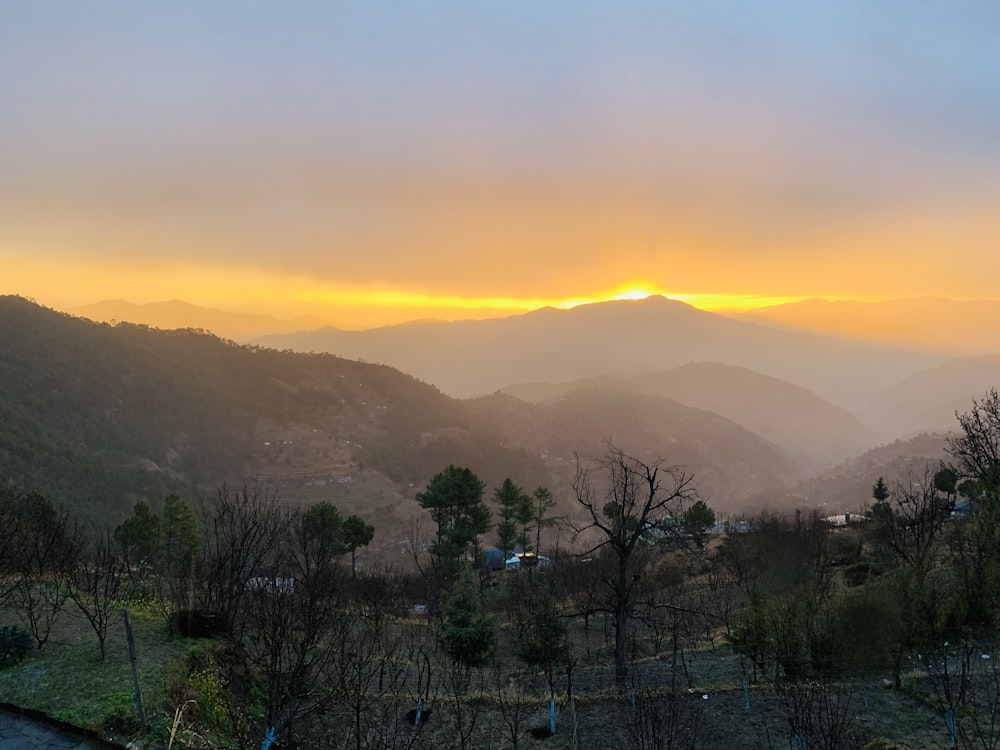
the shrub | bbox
[0,625,34,666]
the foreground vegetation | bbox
[3,389,1000,749]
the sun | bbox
[610,286,660,302]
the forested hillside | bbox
[0,296,546,525]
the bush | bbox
[0,625,34,666]
[164,640,264,745]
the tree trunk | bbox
[614,555,630,687]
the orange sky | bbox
[3,4,999,329]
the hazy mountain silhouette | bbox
[740,297,1000,356]
[253,296,939,409]
[866,354,1000,437]
[466,384,793,513]
[745,433,952,517]
[501,362,875,471]
[74,298,329,342]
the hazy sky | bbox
[2,2,998,327]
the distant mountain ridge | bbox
[253,295,939,410]
[73,298,330,342]
[755,433,954,516]
[867,354,1000,437]
[500,363,874,472]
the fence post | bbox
[123,607,147,730]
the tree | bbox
[300,502,347,563]
[868,470,952,687]
[516,592,571,735]
[949,387,1000,501]
[154,494,201,621]
[531,486,558,555]
[514,486,535,554]
[494,478,530,559]
[196,484,291,637]
[113,500,160,567]
[435,567,497,671]
[244,514,346,744]
[946,390,1000,628]
[69,530,129,659]
[5,492,83,649]
[417,465,492,578]
[571,444,697,686]
[0,487,22,606]
[934,466,958,499]
[870,469,949,573]
[341,514,375,577]
[872,477,890,503]
[682,500,715,547]
[160,493,200,579]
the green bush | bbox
[0,625,34,666]
[100,691,138,730]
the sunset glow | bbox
[2,4,998,331]
[0,250,811,327]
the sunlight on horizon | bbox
[297,283,808,320]
[1,253,820,326]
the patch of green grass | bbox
[0,602,189,734]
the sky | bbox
[2,2,999,328]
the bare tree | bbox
[773,680,856,750]
[69,529,129,659]
[924,639,1000,750]
[196,483,292,637]
[0,487,23,606]
[870,469,949,576]
[946,389,1000,628]
[240,502,352,744]
[328,576,413,750]
[6,492,84,649]
[492,662,533,750]
[571,445,697,687]
[619,685,703,750]
[949,388,1000,496]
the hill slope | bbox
[501,363,874,471]
[759,433,953,515]
[867,354,1000,437]
[467,384,793,513]
[0,296,548,527]
[73,298,329,342]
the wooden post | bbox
[123,607,147,730]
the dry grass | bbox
[0,601,966,749]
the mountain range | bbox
[7,294,997,541]
[0,296,834,536]
[499,363,874,472]
[251,295,939,411]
